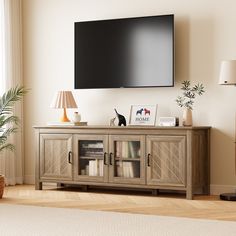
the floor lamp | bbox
[219,60,236,201]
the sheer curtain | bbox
[0,0,24,185]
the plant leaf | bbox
[0,85,28,153]
[176,80,205,110]
[0,143,15,152]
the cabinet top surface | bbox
[33,125,211,130]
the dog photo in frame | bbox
[129,105,157,126]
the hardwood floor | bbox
[1,185,236,221]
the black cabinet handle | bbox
[147,153,151,167]
[109,153,113,165]
[68,151,72,164]
[104,152,107,165]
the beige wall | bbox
[22,0,236,192]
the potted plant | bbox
[0,86,27,198]
[176,80,205,126]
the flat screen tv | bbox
[74,14,174,89]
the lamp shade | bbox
[219,60,236,85]
[50,91,77,108]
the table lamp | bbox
[50,91,78,122]
[219,60,236,201]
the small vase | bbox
[183,108,192,126]
[72,112,81,123]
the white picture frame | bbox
[129,105,157,126]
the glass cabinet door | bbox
[109,135,145,185]
[73,135,108,182]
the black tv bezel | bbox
[74,14,175,89]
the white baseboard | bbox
[210,185,236,195]
[24,175,34,184]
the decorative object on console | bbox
[73,121,87,126]
[129,105,157,126]
[176,80,205,126]
[182,109,192,126]
[114,109,126,126]
[50,91,77,122]
[71,112,81,123]
[109,117,116,126]
[218,60,236,201]
[71,112,87,126]
[158,117,179,126]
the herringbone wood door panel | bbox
[147,136,186,186]
[40,134,73,180]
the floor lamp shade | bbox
[219,60,236,85]
[50,91,78,122]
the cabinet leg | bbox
[152,189,159,196]
[35,182,42,190]
[186,189,193,200]
[203,185,210,195]
[57,183,65,188]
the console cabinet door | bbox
[108,135,145,185]
[73,135,109,183]
[146,135,186,187]
[39,134,73,180]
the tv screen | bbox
[74,14,174,89]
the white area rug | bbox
[0,204,236,236]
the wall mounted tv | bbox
[74,14,174,89]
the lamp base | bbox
[60,117,70,122]
[220,193,236,201]
[60,108,70,122]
